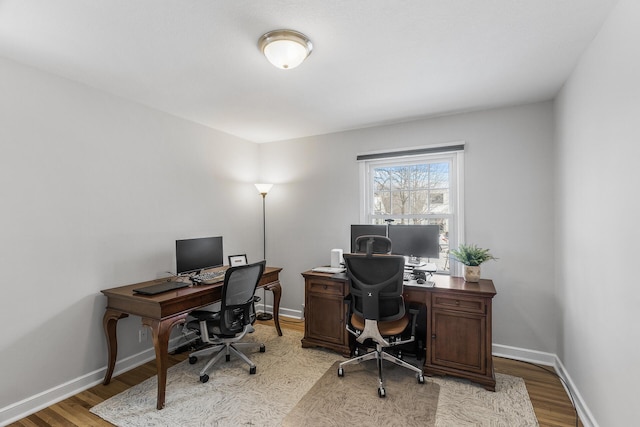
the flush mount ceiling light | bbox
[258,29,313,70]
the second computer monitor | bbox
[387,224,439,260]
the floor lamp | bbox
[255,183,273,321]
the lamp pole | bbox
[255,183,273,321]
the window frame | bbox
[358,146,465,276]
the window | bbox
[359,145,464,274]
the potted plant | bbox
[450,244,497,282]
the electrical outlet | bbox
[139,327,149,343]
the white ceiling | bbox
[0,0,619,143]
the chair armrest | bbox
[189,310,220,321]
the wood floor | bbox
[9,318,581,427]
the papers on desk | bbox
[311,266,346,274]
[404,280,435,288]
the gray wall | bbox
[555,0,639,425]
[259,102,557,354]
[0,56,263,414]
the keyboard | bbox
[192,271,225,284]
[403,272,413,281]
[133,281,189,295]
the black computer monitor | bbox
[387,224,439,260]
[176,236,224,275]
[350,224,387,252]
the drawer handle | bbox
[324,285,328,290]
[455,300,460,305]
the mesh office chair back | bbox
[344,253,406,323]
[219,261,265,336]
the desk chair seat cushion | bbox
[188,307,257,338]
[350,312,410,337]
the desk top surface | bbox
[102,266,282,302]
[302,270,496,296]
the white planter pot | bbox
[463,265,481,282]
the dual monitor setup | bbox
[350,224,439,262]
[350,223,439,283]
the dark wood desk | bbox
[301,271,497,391]
[101,266,282,409]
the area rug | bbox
[91,325,340,426]
[284,360,538,427]
[91,325,538,426]
[282,359,439,427]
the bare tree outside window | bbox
[366,158,457,273]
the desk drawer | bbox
[432,294,486,314]
[307,278,344,296]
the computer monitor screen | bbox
[176,236,224,274]
[387,224,439,259]
[350,224,387,252]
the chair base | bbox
[338,343,425,397]
[189,340,265,383]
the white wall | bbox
[555,0,640,425]
[0,57,262,416]
[259,102,557,353]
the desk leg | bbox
[102,309,128,385]
[142,314,188,410]
[264,281,283,336]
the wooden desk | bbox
[101,266,282,409]
[301,271,497,391]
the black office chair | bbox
[187,260,266,383]
[339,235,425,397]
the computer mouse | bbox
[417,278,425,284]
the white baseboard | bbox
[0,345,156,426]
[493,343,598,427]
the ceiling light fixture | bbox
[258,29,313,70]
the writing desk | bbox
[301,270,497,391]
[101,266,282,409]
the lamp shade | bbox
[258,30,313,70]
[255,183,273,195]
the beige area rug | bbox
[282,359,439,427]
[91,325,538,426]
[284,360,538,427]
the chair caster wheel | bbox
[260,344,266,352]
[200,374,209,383]
[418,374,425,384]
[249,366,256,374]
[189,356,197,365]
[378,387,386,398]
[338,367,344,377]
[226,354,231,362]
